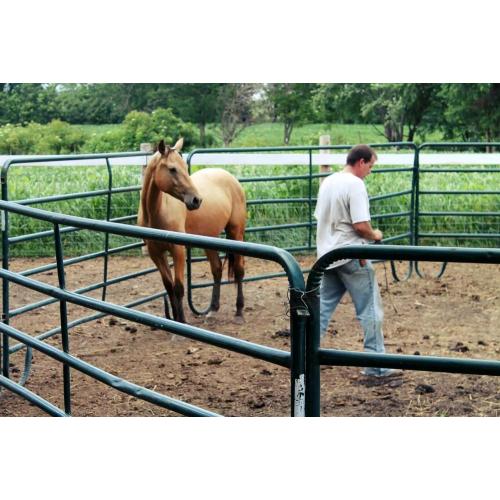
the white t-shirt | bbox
[314,171,371,268]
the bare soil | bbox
[1,255,499,417]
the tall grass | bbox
[4,158,497,258]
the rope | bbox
[285,286,319,317]
[382,260,399,314]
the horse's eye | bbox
[169,167,177,173]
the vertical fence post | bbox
[289,289,309,417]
[308,149,313,251]
[102,158,113,301]
[304,282,321,417]
[140,143,154,257]
[54,223,71,415]
[1,174,10,378]
[319,135,332,185]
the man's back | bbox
[314,171,370,264]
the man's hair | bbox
[346,144,377,166]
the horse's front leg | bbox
[149,246,183,322]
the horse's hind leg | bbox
[233,253,245,321]
[205,249,223,315]
[226,225,245,322]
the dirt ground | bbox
[0,254,499,417]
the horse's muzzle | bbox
[185,195,202,211]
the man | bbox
[314,144,400,378]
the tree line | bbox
[0,83,498,146]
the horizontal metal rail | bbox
[246,222,311,233]
[369,190,412,202]
[418,233,499,239]
[9,266,159,318]
[371,211,411,220]
[0,321,219,417]
[419,168,500,173]
[317,349,500,375]
[0,373,68,416]
[19,242,142,278]
[2,267,291,367]
[13,185,140,207]
[9,213,141,244]
[419,211,500,217]
[304,244,500,416]
[9,290,169,354]
[420,190,499,195]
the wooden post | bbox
[319,134,331,185]
[140,143,154,256]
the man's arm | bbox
[353,221,383,242]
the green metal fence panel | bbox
[0,200,307,416]
[304,244,500,417]
[2,142,499,417]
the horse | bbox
[138,138,246,324]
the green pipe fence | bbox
[414,142,500,278]
[0,200,307,416]
[3,142,496,326]
[304,244,500,417]
[1,142,498,416]
[1,152,154,389]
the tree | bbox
[312,84,371,124]
[437,84,500,142]
[167,84,224,147]
[218,83,256,146]
[361,84,440,142]
[0,83,58,125]
[265,84,317,144]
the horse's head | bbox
[153,138,202,210]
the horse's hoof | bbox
[233,315,244,325]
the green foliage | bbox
[1,83,498,144]
[359,84,441,142]
[0,120,88,154]
[265,84,319,144]
[82,108,202,152]
[436,84,500,142]
[312,84,371,124]
[0,84,59,125]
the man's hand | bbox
[372,229,383,241]
[353,221,383,242]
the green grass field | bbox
[74,122,445,149]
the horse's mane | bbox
[140,152,162,228]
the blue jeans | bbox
[320,259,389,376]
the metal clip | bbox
[296,307,310,317]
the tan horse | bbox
[138,138,246,324]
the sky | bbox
[2,1,498,83]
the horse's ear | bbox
[174,137,184,152]
[157,140,166,155]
